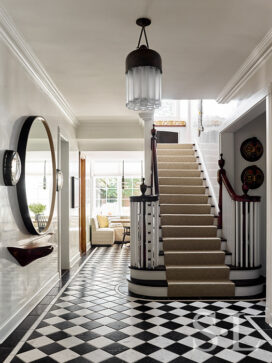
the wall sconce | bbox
[56,169,63,191]
[3,150,21,186]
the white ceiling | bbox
[2,0,272,121]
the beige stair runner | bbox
[158,143,235,297]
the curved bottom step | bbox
[128,278,265,298]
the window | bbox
[96,177,118,216]
[122,178,141,215]
[95,176,141,216]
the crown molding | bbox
[0,4,78,125]
[217,28,272,104]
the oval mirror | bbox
[17,116,56,234]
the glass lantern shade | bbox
[126,66,161,111]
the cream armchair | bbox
[109,218,130,242]
[91,218,115,246]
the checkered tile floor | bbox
[7,245,272,363]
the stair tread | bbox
[161,214,214,217]
[168,281,234,284]
[162,225,217,227]
[163,237,221,240]
[160,205,211,208]
[165,250,224,254]
[160,194,208,196]
[167,265,230,269]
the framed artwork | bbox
[241,165,264,189]
[154,120,186,127]
[71,176,79,208]
[240,137,263,162]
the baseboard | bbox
[70,251,81,269]
[265,308,272,326]
[0,272,59,344]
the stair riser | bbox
[164,253,225,265]
[168,284,235,297]
[157,149,195,156]
[159,186,206,194]
[159,177,203,186]
[161,215,214,226]
[160,195,209,204]
[166,268,230,281]
[163,239,221,251]
[162,226,217,238]
[158,156,197,163]
[158,162,199,170]
[159,170,201,177]
[157,144,194,149]
[160,204,211,214]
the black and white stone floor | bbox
[4,245,272,363]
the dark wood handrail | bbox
[218,154,260,229]
[151,126,159,195]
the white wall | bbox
[0,36,79,340]
[233,113,266,274]
[191,100,234,203]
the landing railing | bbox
[218,154,261,267]
[130,126,160,269]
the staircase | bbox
[158,143,235,297]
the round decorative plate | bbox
[240,137,263,162]
[241,165,264,189]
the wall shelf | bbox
[7,233,54,266]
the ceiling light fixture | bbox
[126,18,162,111]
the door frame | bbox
[80,152,87,254]
[57,129,70,273]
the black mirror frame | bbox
[17,116,56,235]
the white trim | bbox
[194,139,219,215]
[70,251,81,268]
[235,283,264,297]
[247,316,272,341]
[128,281,168,297]
[217,28,272,103]
[219,89,267,134]
[0,272,59,344]
[0,4,77,125]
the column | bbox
[139,111,154,191]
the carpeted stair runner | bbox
[158,143,235,297]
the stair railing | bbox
[218,154,261,267]
[151,125,159,196]
[130,126,160,269]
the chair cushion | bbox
[97,215,109,228]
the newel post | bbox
[217,153,225,229]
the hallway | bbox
[4,246,272,363]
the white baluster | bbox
[250,202,254,267]
[130,202,135,267]
[235,201,239,267]
[256,202,260,266]
[154,201,159,267]
[245,202,249,268]
[140,202,144,268]
[240,202,244,267]
[254,202,258,267]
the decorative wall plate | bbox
[240,137,263,162]
[241,165,264,189]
